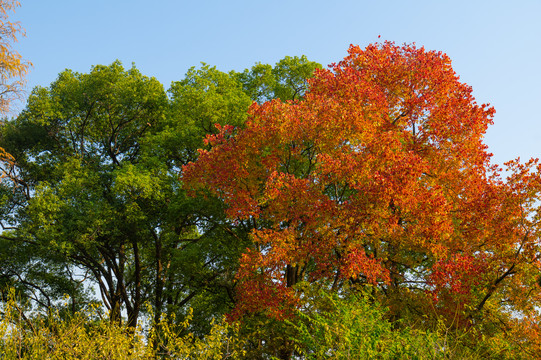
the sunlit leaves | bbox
[183,42,541,356]
[0,0,30,115]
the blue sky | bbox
[11,0,541,166]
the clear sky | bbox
[10,0,541,167]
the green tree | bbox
[0,61,170,327]
[0,59,257,334]
[148,63,253,334]
[233,55,322,103]
[162,63,252,165]
[0,55,322,338]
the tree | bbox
[0,59,259,335]
[233,55,322,103]
[0,0,77,314]
[0,53,323,337]
[150,63,253,334]
[183,42,541,356]
[0,61,171,328]
[167,63,252,165]
[0,0,30,115]
[0,0,30,182]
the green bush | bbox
[0,291,245,359]
[290,286,489,360]
[0,287,527,359]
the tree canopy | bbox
[0,0,30,115]
[0,55,322,335]
[184,42,541,357]
[2,39,541,358]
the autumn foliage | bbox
[184,42,541,354]
[0,0,29,176]
[2,26,541,355]
[0,0,30,115]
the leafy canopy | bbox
[184,42,541,356]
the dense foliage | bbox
[0,0,30,115]
[184,42,541,358]
[0,3,539,356]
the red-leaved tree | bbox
[183,42,541,353]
